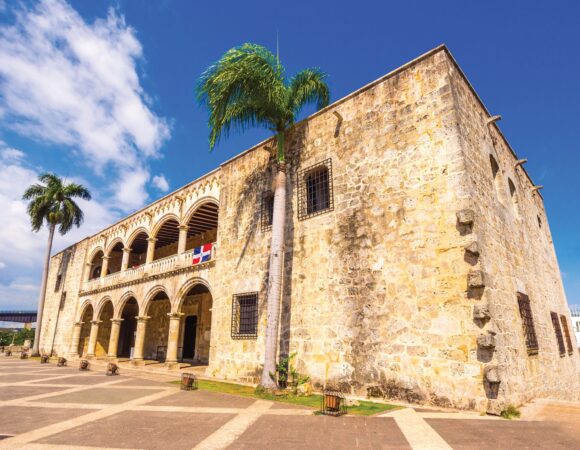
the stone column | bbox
[84,262,92,281]
[100,256,110,278]
[132,316,150,361]
[121,247,131,271]
[177,225,189,254]
[86,320,101,358]
[146,238,157,264]
[165,312,184,363]
[69,322,83,357]
[107,319,123,358]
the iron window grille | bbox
[231,292,258,339]
[297,159,334,220]
[261,192,274,232]
[550,312,566,357]
[517,293,539,355]
[560,315,574,355]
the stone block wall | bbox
[447,57,580,409]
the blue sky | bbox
[0,0,579,319]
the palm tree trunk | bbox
[260,132,287,389]
[32,223,55,356]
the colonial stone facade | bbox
[38,45,579,413]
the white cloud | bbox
[152,174,170,192]
[0,0,170,211]
[0,145,119,310]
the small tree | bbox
[23,173,91,355]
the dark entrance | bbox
[182,316,197,359]
[117,298,138,358]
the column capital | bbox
[135,315,151,322]
[123,247,132,253]
[90,320,102,325]
[101,255,111,260]
[74,321,84,327]
[168,312,184,319]
[147,237,157,243]
[178,225,189,231]
[110,318,124,324]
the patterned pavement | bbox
[0,358,577,449]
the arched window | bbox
[508,178,520,218]
[153,219,180,261]
[489,155,504,203]
[127,232,148,268]
[88,250,104,280]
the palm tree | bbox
[23,173,91,356]
[197,43,329,388]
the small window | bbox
[517,293,539,355]
[260,193,274,232]
[537,215,542,228]
[298,159,334,220]
[59,291,67,310]
[54,274,62,292]
[231,292,258,339]
[508,178,520,218]
[489,155,504,203]
[560,315,574,355]
[550,312,566,357]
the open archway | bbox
[88,250,104,280]
[127,231,148,269]
[153,218,180,261]
[143,290,171,361]
[95,300,114,357]
[118,297,139,358]
[77,304,94,356]
[177,282,213,363]
[106,242,124,275]
[185,202,219,251]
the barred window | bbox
[550,312,566,357]
[231,293,258,339]
[560,315,574,355]
[261,193,274,232]
[298,159,334,220]
[517,293,539,355]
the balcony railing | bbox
[82,243,216,292]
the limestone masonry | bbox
[38,45,579,413]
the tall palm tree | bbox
[23,173,91,356]
[197,43,329,388]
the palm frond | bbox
[288,68,330,115]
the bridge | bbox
[0,311,37,325]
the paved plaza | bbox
[0,359,578,449]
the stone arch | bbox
[174,278,213,363]
[151,213,181,237]
[95,297,114,357]
[141,286,171,361]
[77,302,94,357]
[86,247,105,280]
[174,277,213,313]
[126,227,150,246]
[104,237,125,256]
[181,199,219,252]
[76,299,94,322]
[115,291,139,319]
[181,197,220,227]
[126,228,149,268]
[142,285,171,315]
[489,154,505,204]
[508,177,520,218]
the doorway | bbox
[182,316,197,360]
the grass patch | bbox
[500,404,521,420]
[169,379,400,416]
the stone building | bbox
[38,45,579,413]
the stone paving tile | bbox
[230,415,412,449]
[0,406,91,435]
[0,373,64,383]
[0,385,70,401]
[31,375,120,385]
[427,418,578,450]
[17,368,81,375]
[147,389,255,408]
[32,388,162,405]
[270,401,313,410]
[115,377,172,387]
[37,410,235,449]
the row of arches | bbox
[87,200,219,280]
[75,280,213,364]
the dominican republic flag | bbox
[192,243,212,265]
